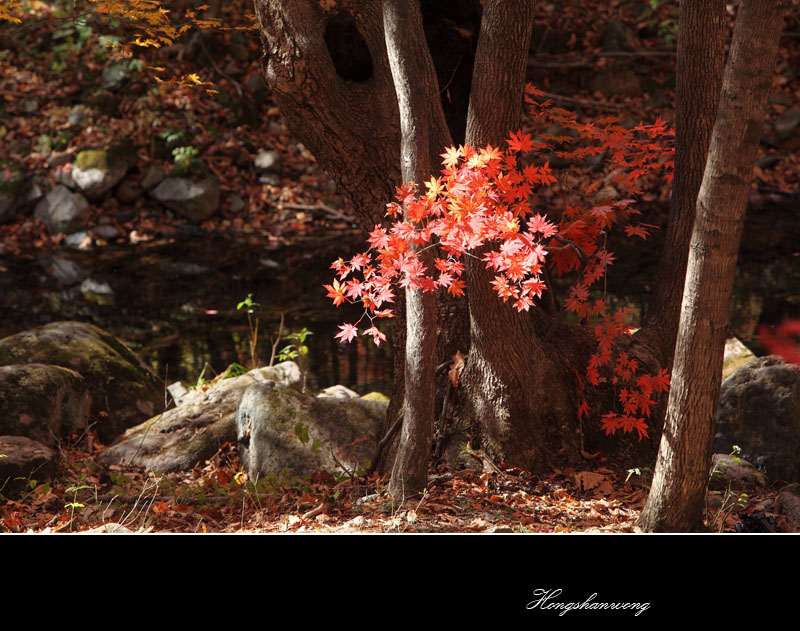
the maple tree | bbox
[325,85,674,446]
[258,0,797,519]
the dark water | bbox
[1,196,798,393]
[0,230,394,394]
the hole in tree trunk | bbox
[324,18,373,83]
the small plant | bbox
[64,483,92,532]
[278,327,313,392]
[171,145,203,175]
[645,0,679,47]
[706,445,750,532]
[236,294,260,369]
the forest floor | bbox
[2,434,785,533]
[1,1,799,533]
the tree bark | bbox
[639,0,725,367]
[382,0,445,499]
[638,0,788,532]
[451,0,589,470]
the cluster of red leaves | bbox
[324,84,674,437]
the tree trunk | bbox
[382,0,444,499]
[639,0,725,367]
[638,0,788,532]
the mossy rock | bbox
[0,322,163,443]
[237,382,387,481]
[0,364,90,443]
[72,143,136,200]
[99,363,304,472]
[0,436,60,500]
[361,391,390,403]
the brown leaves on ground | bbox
[0,431,786,533]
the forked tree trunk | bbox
[638,0,788,532]
[253,0,770,490]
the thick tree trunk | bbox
[382,0,445,499]
[639,0,725,367]
[638,0,788,532]
[453,0,586,470]
[254,0,735,483]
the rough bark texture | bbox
[254,0,744,483]
[640,0,726,366]
[638,0,788,532]
[382,0,441,499]
[450,0,586,470]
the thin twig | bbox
[268,312,285,367]
[540,91,623,111]
[282,202,355,224]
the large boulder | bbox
[236,381,387,482]
[0,322,163,443]
[714,356,800,484]
[99,362,304,472]
[0,435,60,500]
[0,364,91,443]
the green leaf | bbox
[294,422,309,445]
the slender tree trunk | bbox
[638,0,788,532]
[382,0,446,499]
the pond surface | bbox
[1,196,798,394]
[0,229,394,394]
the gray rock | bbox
[80,278,114,305]
[150,177,221,222]
[42,255,85,286]
[167,381,189,406]
[318,384,360,398]
[68,105,91,127]
[236,381,387,481]
[100,362,303,472]
[774,108,800,141]
[0,364,91,443]
[54,166,77,189]
[92,225,120,241]
[34,185,90,234]
[71,149,134,200]
[0,435,60,500]
[0,322,163,443]
[708,453,769,492]
[714,356,800,483]
[100,61,136,91]
[140,165,166,190]
[64,231,92,248]
[254,150,282,174]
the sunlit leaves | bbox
[325,83,674,440]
